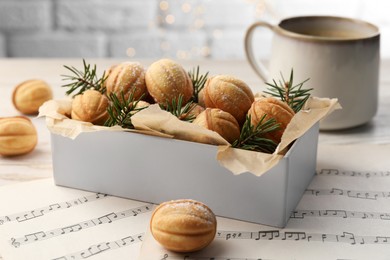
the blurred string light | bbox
[165,14,175,24]
[157,0,205,59]
[127,0,269,59]
[181,3,192,13]
[246,0,267,14]
[160,0,169,10]
[126,47,136,57]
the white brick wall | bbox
[0,0,389,59]
[56,0,157,30]
[162,31,208,58]
[8,32,107,57]
[157,0,199,29]
[108,31,162,58]
[210,29,246,59]
[0,35,5,57]
[0,0,51,32]
[202,0,256,28]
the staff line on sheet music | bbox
[305,188,390,200]
[317,169,390,178]
[290,209,390,220]
[48,226,390,260]
[9,204,153,248]
[51,233,144,260]
[0,193,109,226]
[216,230,390,245]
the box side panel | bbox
[284,123,319,224]
[51,131,289,227]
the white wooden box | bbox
[50,123,318,227]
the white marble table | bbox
[0,58,389,187]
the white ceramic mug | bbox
[245,16,380,130]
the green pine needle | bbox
[104,91,146,129]
[188,66,209,103]
[263,69,312,113]
[160,95,196,122]
[61,59,107,97]
[232,114,280,153]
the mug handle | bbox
[244,21,275,82]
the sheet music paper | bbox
[138,143,390,260]
[0,144,389,259]
[0,179,155,260]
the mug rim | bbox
[275,15,380,42]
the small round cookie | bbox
[71,89,109,125]
[0,116,37,156]
[193,108,240,144]
[203,75,254,125]
[145,59,193,105]
[104,62,147,102]
[12,79,53,115]
[248,97,295,143]
[150,199,217,253]
[130,100,150,115]
[179,103,205,121]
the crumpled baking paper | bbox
[39,96,340,176]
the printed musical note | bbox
[51,233,144,260]
[0,215,11,225]
[215,230,390,245]
[374,236,390,243]
[10,238,20,248]
[380,213,390,220]
[95,193,108,199]
[9,204,153,247]
[80,244,109,258]
[23,232,46,242]
[121,235,135,246]
[225,232,242,240]
[49,203,61,211]
[97,242,110,252]
[305,188,390,200]
[290,209,390,220]
[0,192,109,226]
[255,230,280,240]
[318,169,340,175]
[339,232,356,245]
[324,210,347,218]
[61,224,82,234]
[283,232,306,241]
[317,169,390,178]
[96,212,118,224]
[216,231,251,240]
[330,188,344,195]
[16,212,38,222]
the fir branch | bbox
[61,59,107,96]
[160,95,196,122]
[104,91,145,129]
[188,66,209,103]
[263,70,312,113]
[232,114,280,153]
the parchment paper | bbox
[39,97,339,177]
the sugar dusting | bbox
[163,199,216,226]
